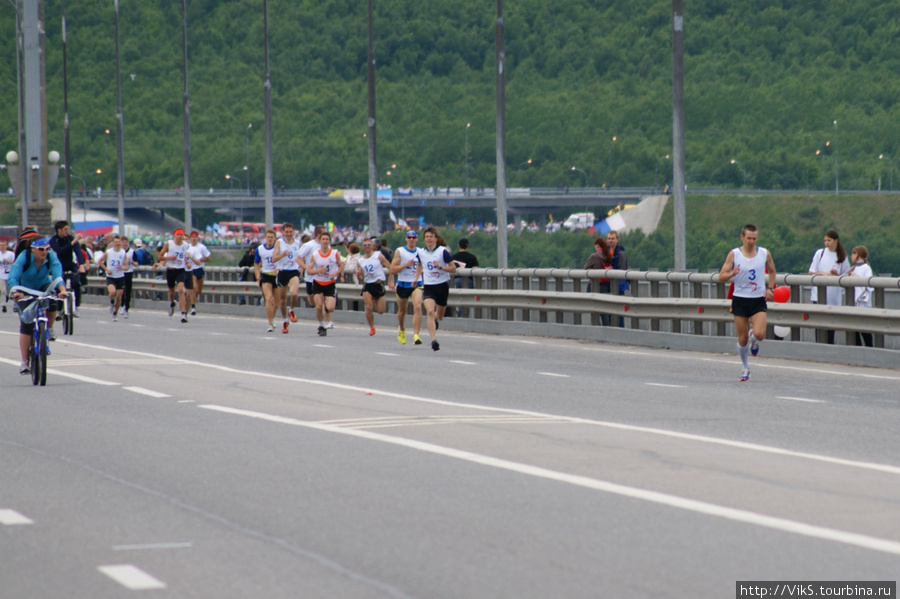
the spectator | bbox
[808,229,850,344]
[343,242,361,284]
[607,230,628,327]
[451,238,479,317]
[583,237,611,326]
[849,246,874,347]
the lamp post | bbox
[570,166,588,187]
[385,164,405,222]
[655,154,670,188]
[833,120,838,195]
[879,154,893,192]
[465,122,470,196]
[246,123,252,199]
[5,0,28,224]
[226,170,248,234]
[516,159,532,186]
[69,168,101,233]
[730,159,746,189]
[607,135,617,183]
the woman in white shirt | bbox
[808,229,850,344]
[849,245,874,347]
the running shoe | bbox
[168,302,176,317]
[317,325,327,337]
[19,361,29,374]
[431,339,440,351]
[369,327,376,336]
[750,337,759,357]
[267,324,274,333]
[1,305,6,313]
[740,368,750,382]
[289,310,298,323]
[113,315,118,322]
[181,315,188,324]
[414,334,423,345]
[122,309,129,319]
[398,330,407,344]
[325,321,334,330]
[282,321,289,334]
[48,328,57,340]
[190,307,197,316]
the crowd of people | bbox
[1,219,879,378]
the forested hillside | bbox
[2,0,899,194]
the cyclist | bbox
[8,235,67,374]
[49,220,85,317]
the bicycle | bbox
[12,281,63,387]
[60,271,78,335]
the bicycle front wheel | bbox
[63,294,75,335]
[31,322,45,386]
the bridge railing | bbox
[84,266,900,351]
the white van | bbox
[562,212,595,231]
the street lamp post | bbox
[655,154,670,188]
[69,168,101,233]
[246,123,252,199]
[385,164,405,222]
[730,159,746,189]
[570,166,588,187]
[227,170,249,236]
[833,120,838,195]
[465,122,470,196]
[879,154,893,191]
[516,159,532,186]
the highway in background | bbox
[2,306,898,597]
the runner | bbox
[414,226,457,351]
[718,224,776,382]
[97,235,131,321]
[307,231,343,336]
[121,237,134,318]
[297,225,334,329]
[272,223,301,333]
[0,239,15,313]
[186,231,212,315]
[253,229,280,332]
[356,238,394,336]
[389,230,425,345]
[154,228,191,323]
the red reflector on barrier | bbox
[698,307,704,314]
[541,298,546,304]
[802,313,809,321]
[623,305,629,312]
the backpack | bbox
[134,248,153,266]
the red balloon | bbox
[773,286,790,303]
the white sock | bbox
[737,341,750,368]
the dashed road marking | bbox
[450,360,476,365]
[777,396,826,404]
[538,372,570,378]
[124,387,172,399]
[645,383,686,388]
[98,565,167,590]
[0,509,34,525]
[113,542,192,551]
[376,352,399,357]
[319,414,572,430]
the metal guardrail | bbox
[84,266,900,350]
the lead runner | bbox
[718,224,776,382]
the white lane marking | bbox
[97,565,167,590]
[0,358,120,386]
[209,332,228,336]
[178,400,195,404]
[777,396,826,404]
[645,383,686,388]
[450,360,477,365]
[113,542,192,551]
[321,414,571,430]
[517,340,538,345]
[200,404,900,558]
[124,387,172,399]
[538,372,570,378]
[313,344,333,348]
[0,509,34,525]
[48,339,900,476]
[376,352,399,357]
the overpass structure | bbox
[64,187,647,217]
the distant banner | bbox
[343,189,364,204]
[596,212,627,235]
[376,188,393,204]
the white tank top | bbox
[732,247,768,299]
[165,240,188,269]
[124,249,135,273]
[105,248,128,279]
[256,243,278,274]
[277,238,301,271]
[311,248,340,283]
[358,254,386,283]
[395,246,422,285]
[298,239,320,282]
[418,245,452,285]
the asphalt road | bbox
[2,305,899,598]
